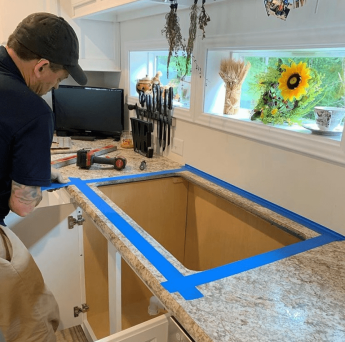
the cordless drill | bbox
[76,149,127,170]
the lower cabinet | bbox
[7,189,193,342]
[82,212,193,342]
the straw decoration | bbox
[219,58,251,114]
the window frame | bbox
[124,27,345,165]
[124,39,194,122]
[193,29,345,166]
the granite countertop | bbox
[52,138,345,342]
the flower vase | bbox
[224,84,241,115]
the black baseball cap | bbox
[12,12,87,85]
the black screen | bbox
[52,85,124,139]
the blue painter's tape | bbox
[162,234,335,296]
[184,165,345,240]
[42,166,343,301]
[42,182,71,191]
[83,167,188,184]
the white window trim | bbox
[193,26,345,166]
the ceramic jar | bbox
[136,75,152,94]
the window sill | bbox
[194,111,345,166]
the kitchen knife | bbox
[163,89,167,151]
[159,87,164,147]
[152,85,156,115]
[144,95,150,121]
[148,94,153,127]
[127,103,140,119]
[167,87,173,146]
[155,84,160,142]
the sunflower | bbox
[278,62,311,102]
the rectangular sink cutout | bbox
[99,176,302,272]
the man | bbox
[0,12,87,342]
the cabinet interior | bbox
[99,176,302,272]
[83,216,166,340]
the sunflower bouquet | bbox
[251,59,323,125]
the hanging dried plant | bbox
[198,0,210,39]
[183,0,199,78]
[161,0,184,78]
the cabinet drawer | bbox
[96,314,168,342]
[95,314,193,342]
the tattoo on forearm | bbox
[11,181,42,207]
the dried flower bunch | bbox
[219,58,251,114]
[184,0,199,78]
[162,0,211,79]
[161,0,184,78]
[251,59,323,125]
[198,0,211,39]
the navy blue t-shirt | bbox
[0,46,54,223]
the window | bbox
[129,51,192,109]
[204,48,345,140]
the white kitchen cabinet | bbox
[75,18,121,72]
[6,189,84,330]
[0,0,58,45]
[70,0,140,19]
[0,0,120,72]
[7,189,193,342]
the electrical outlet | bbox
[172,138,184,156]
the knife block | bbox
[130,118,153,158]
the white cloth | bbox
[0,225,60,342]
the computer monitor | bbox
[52,85,124,140]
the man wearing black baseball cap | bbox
[0,13,87,342]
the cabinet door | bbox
[96,314,169,342]
[6,191,84,330]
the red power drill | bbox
[76,149,127,170]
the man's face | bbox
[31,64,69,96]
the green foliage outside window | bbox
[240,56,345,124]
[156,55,192,107]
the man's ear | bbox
[33,59,50,78]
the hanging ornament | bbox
[264,0,293,21]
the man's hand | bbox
[51,166,68,184]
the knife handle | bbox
[156,84,160,112]
[152,86,156,113]
[160,88,163,113]
[168,87,173,110]
[164,89,167,115]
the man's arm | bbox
[8,180,42,217]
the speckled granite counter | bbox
[53,138,345,342]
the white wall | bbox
[119,0,345,236]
